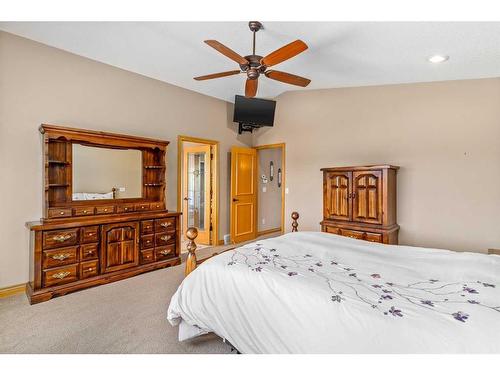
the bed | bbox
[167,229,500,353]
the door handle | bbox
[232,198,239,202]
[183,197,191,201]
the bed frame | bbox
[184,212,300,276]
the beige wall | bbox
[0,31,251,288]
[254,78,500,253]
[257,148,282,231]
[72,145,142,199]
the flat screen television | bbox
[233,95,276,133]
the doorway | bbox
[230,143,285,244]
[177,136,219,246]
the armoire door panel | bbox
[324,172,352,221]
[352,170,383,224]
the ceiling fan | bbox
[194,21,311,98]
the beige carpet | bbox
[0,248,232,354]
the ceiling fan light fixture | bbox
[195,22,310,97]
[428,55,449,63]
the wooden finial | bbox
[185,227,198,276]
[291,212,299,232]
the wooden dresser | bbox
[26,125,181,304]
[320,165,399,244]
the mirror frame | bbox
[40,124,169,221]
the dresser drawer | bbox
[154,218,176,232]
[48,208,72,219]
[117,204,135,214]
[43,228,79,249]
[140,249,154,264]
[140,220,154,235]
[135,203,151,212]
[95,205,115,215]
[155,245,176,261]
[43,246,79,269]
[43,264,78,287]
[340,229,365,240]
[80,226,99,243]
[73,206,94,216]
[365,232,383,243]
[80,243,99,260]
[80,260,99,279]
[150,202,165,210]
[140,234,154,249]
[155,232,175,247]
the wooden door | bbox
[101,222,139,273]
[352,170,383,224]
[230,147,257,244]
[324,171,352,221]
[182,144,211,245]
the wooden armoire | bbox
[320,165,399,244]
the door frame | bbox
[253,142,286,236]
[177,135,219,246]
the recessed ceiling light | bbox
[428,55,449,63]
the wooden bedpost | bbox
[184,227,198,276]
[291,212,299,232]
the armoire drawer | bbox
[135,203,151,212]
[150,202,165,210]
[43,228,79,249]
[365,232,383,243]
[43,246,79,269]
[340,229,365,240]
[323,226,340,235]
[43,264,78,287]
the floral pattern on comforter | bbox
[226,243,499,323]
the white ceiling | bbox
[1,22,500,102]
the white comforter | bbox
[167,232,500,353]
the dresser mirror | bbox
[72,144,142,200]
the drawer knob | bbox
[51,253,70,261]
[59,211,65,215]
[52,271,70,279]
[87,250,94,255]
[87,267,94,272]
[160,235,171,242]
[83,210,88,214]
[160,222,172,228]
[104,208,108,212]
[53,234,72,242]
[124,208,129,211]
[159,249,171,255]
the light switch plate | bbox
[285,188,289,194]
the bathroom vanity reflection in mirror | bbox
[72,144,142,200]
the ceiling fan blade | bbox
[194,70,241,81]
[204,40,248,65]
[264,70,311,87]
[260,40,308,67]
[245,78,258,98]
